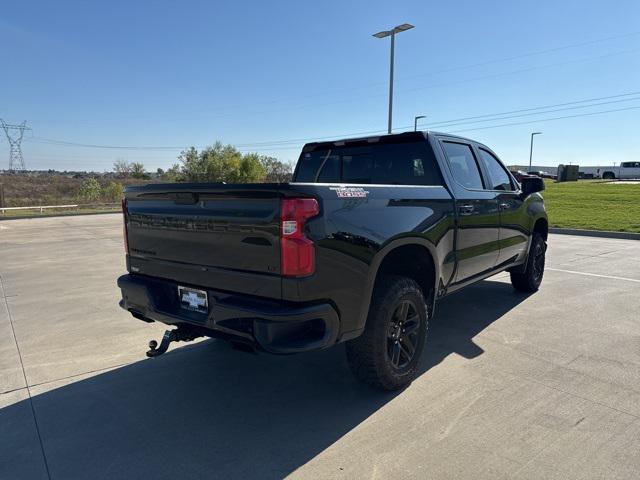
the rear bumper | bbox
[117,274,340,354]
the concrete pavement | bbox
[1,214,639,479]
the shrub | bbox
[78,178,102,203]
[103,182,124,202]
[130,162,147,179]
[177,143,268,183]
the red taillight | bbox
[280,198,319,277]
[121,198,129,254]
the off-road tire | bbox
[346,275,428,390]
[510,233,546,292]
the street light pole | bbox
[529,132,542,170]
[414,115,426,131]
[373,23,414,135]
[388,31,395,135]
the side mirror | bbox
[520,176,545,197]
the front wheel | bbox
[346,275,428,390]
[510,233,546,292]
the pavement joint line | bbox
[5,337,214,395]
[432,322,640,400]
[458,327,640,403]
[1,386,28,396]
[547,267,640,283]
[521,374,640,421]
[468,338,640,420]
[22,362,132,391]
[508,421,578,478]
[0,274,53,480]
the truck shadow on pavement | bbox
[2,279,531,480]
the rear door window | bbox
[372,142,440,185]
[441,141,484,190]
[477,148,514,191]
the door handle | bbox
[499,202,510,210]
[458,204,475,215]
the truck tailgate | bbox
[124,185,282,298]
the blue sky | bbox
[1,0,639,171]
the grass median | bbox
[542,180,640,233]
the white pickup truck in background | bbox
[581,161,640,180]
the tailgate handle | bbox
[173,193,199,205]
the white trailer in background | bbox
[580,162,640,179]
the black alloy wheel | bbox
[387,300,421,370]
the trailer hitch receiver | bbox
[146,327,202,357]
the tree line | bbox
[74,141,296,204]
[113,142,294,183]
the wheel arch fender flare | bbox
[511,214,548,274]
[354,237,441,333]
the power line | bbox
[19,105,640,170]
[26,91,640,151]
[423,96,640,129]
[417,91,640,127]
[235,91,640,146]
[399,47,640,98]
[23,30,640,127]
[173,46,640,124]
[449,105,640,134]
[29,138,184,151]
[402,30,640,82]
[234,30,640,110]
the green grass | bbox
[542,180,640,233]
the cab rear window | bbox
[294,141,442,186]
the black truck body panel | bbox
[118,131,547,353]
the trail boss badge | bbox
[329,187,369,198]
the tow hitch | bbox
[146,327,203,357]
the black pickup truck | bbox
[118,131,547,390]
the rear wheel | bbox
[510,233,546,292]
[602,171,616,180]
[346,275,428,390]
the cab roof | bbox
[301,130,477,152]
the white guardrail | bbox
[0,203,119,214]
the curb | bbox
[549,227,640,241]
[0,210,120,221]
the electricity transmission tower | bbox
[1,119,31,171]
